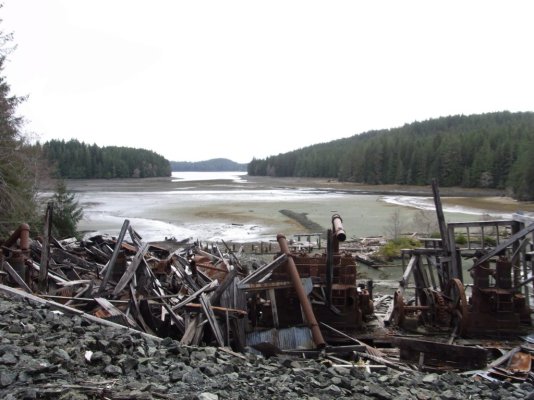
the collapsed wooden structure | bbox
[0,213,377,355]
[2,183,534,379]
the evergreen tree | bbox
[50,180,83,239]
[0,14,41,236]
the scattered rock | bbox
[0,294,521,399]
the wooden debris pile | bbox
[0,213,377,354]
[1,220,249,350]
[3,212,532,379]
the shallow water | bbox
[71,172,515,243]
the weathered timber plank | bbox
[113,242,150,295]
[98,219,130,295]
[472,222,534,269]
[94,297,140,329]
[3,261,32,293]
[238,254,287,286]
[0,284,162,342]
[199,292,225,347]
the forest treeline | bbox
[170,158,247,172]
[248,112,534,200]
[39,139,172,179]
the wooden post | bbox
[39,202,53,293]
[432,179,450,254]
[433,179,461,283]
[200,293,225,347]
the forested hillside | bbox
[248,112,534,200]
[40,139,171,179]
[170,158,247,171]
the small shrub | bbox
[455,233,468,245]
[378,237,421,261]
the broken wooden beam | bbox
[113,242,150,295]
[98,219,130,295]
[472,222,534,269]
[393,337,487,370]
[0,284,163,342]
[2,261,32,293]
[238,253,287,287]
[39,202,53,292]
[199,292,225,347]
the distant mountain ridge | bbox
[170,158,247,172]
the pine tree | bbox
[0,16,41,237]
[50,180,83,239]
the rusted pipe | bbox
[277,234,326,348]
[326,229,333,307]
[332,214,346,241]
[3,224,30,285]
[18,224,30,256]
[332,214,346,253]
[5,223,30,251]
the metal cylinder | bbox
[277,234,326,348]
[19,223,30,257]
[5,223,31,250]
[332,214,346,242]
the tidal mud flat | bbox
[64,173,534,243]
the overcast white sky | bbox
[2,1,534,164]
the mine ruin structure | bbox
[0,210,375,353]
[388,180,534,337]
[244,215,374,348]
[3,181,534,378]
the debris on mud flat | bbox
[2,192,534,398]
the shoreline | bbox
[64,175,534,243]
[64,174,534,212]
[65,174,515,198]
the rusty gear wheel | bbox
[446,278,469,336]
[434,291,450,326]
[392,290,405,327]
[419,288,435,324]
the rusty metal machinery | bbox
[391,257,530,336]
[392,282,463,333]
[466,258,530,334]
[1,223,32,286]
[252,214,373,334]
[390,182,533,337]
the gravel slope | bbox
[0,293,530,400]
